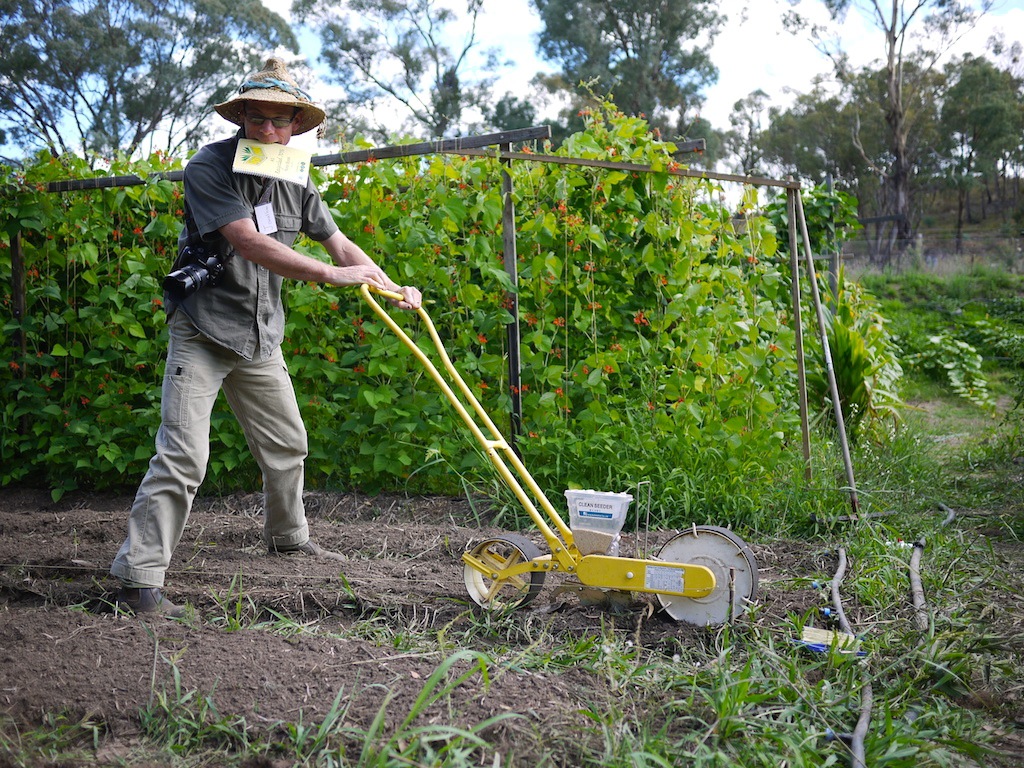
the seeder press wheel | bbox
[656,525,759,625]
[464,534,546,610]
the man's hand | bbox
[329,264,392,290]
[320,232,421,311]
[388,285,422,311]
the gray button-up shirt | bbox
[170,131,339,361]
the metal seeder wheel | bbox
[463,534,546,611]
[655,525,759,625]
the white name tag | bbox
[258,201,282,234]
[255,202,278,234]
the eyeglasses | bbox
[244,114,295,129]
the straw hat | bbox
[214,58,326,136]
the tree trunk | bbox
[883,1,913,253]
[956,187,965,255]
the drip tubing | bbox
[829,546,871,768]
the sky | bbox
[264,0,1024,152]
[473,0,1024,126]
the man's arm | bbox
[219,218,421,309]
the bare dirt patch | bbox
[1,488,1021,765]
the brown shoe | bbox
[268,539,346,561]
[116,587,187,618]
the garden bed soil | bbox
[1,488,1022,765]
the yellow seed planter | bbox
[360,284,758,625]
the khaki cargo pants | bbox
[110,312,309,588]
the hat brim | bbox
[214,91,326,136]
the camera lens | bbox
[163,263,210,299]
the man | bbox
[110,58,422,617]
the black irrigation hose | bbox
[851,667,873,768]
[829,546,871,768]
[908,504,958,633]
[831,547,855,636]
[831,504,960,767]
[939,502,958,528]
[910,538,928,631]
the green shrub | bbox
[1,104,888,528]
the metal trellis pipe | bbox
[794,191,860,516]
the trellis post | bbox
[500,144,523,447]
[787,186,813,480]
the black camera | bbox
[163,245,227,299]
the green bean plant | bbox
[1,101,895,530]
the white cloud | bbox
[704,0,1024,129]
[470,0,1024,131]
[261,0,1024,137]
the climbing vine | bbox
[2,104,865,527]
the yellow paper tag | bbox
[232,139,311,186]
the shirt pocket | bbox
[274,213,302,248]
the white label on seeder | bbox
[645,565,685,592]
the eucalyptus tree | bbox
[532,0,722,141]
[724,89,770,176]
[785,0,994,254]
[292,0,503,140]
[0,0,297,164]
[940,54,1022,249]
[761,61,945,264]
[759,84,866,189]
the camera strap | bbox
[182,204,203,248]
[176,176,276,261]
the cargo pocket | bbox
[162,364,194,427]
